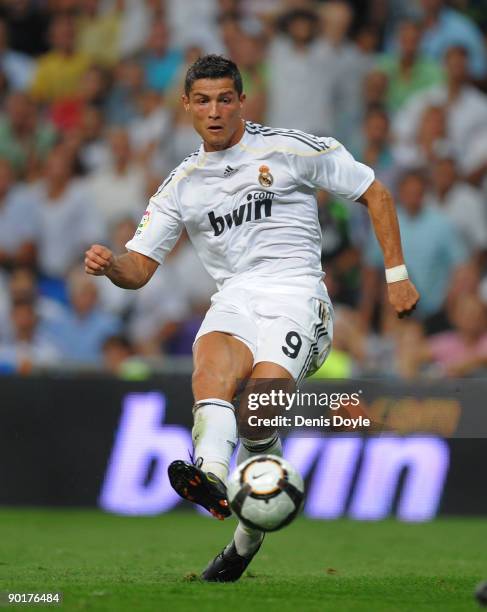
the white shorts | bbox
[193,283,334,383]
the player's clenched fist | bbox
[387,279,420,318]
[85,244,114,276]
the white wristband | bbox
[385,264,408,284]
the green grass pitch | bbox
[0,509,486,611]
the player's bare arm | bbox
[358,179,420,318]
[84,245,158,289]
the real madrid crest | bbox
[258,165,273,188]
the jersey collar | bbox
[198,121,251,163]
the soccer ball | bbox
[227,455,304,532]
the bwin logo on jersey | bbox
[209,191,275,236]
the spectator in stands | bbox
[88,127,147,229]
[219,12,244,60]
[417,0,487,79]
[102,334,134,375]
[162,234,217,356]
[349,69,390,138]
[348,106,398,257]
[105,58,145,125]
[165,0,222,54]
[0,92,57,178]
[116,0,152,59]
[338,301,429,379]
[428,155,487,260]
[230,30,267,124]
[32,146,103,300]
[163,45,207,167]
[362,170,468,334]
[0,267,65,342]
[0,297,60,373]
[414,105,450,168]
[317,190,361,308]
[0,269,8,334]
[461,124,487,197]
[30,14,90,104]
[363,69,389,109]
[168,234,216,316]
[394,104,451,171]
[136,20,183,93]
[48,267,120,364]
[77,106,110,173]
[266,7,336,134]
[352,105,397,189]
[102,334,150,379]
[320,0,374,144]
[0,18,34,91]
[75,0,122,67]
[50,64,109,133]
[393,46,487,158]
[127,237,190,356]
[408,293,487,377]
[0,159,37,271]
[128,89,171,166]
[0,0,49,57]
[376,20,444,112]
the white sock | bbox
[237,433,282,465]
[234,521,264,556]
[233,433,282,556]
[192,398,237,482]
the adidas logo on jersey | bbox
[208,191,275,236]
[223,165,238,178]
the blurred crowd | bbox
[0,0,487,379]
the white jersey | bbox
[126,122,374,298]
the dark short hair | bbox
[364,103,389,122]
[398,168,428,187]
[445,44,469,60]
[278,8,319,34]
[102,334,133,352]
[184,54,243,96]
[398,18,422,32]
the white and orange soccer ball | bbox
[227,455,305,532]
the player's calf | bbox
[191,398,237,481]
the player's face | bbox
[183,78,246,152]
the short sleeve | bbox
[289,138,375,201]
[125,189,183,265]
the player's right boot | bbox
[201,537,264,582]
[167,460,231,520]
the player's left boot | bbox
[167,460,231,520]
[201,537,264,582]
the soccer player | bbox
[85,55,419,581]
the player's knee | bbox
[192,364,235,401]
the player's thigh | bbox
[237,360,295,439]
[192,331,254,402]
